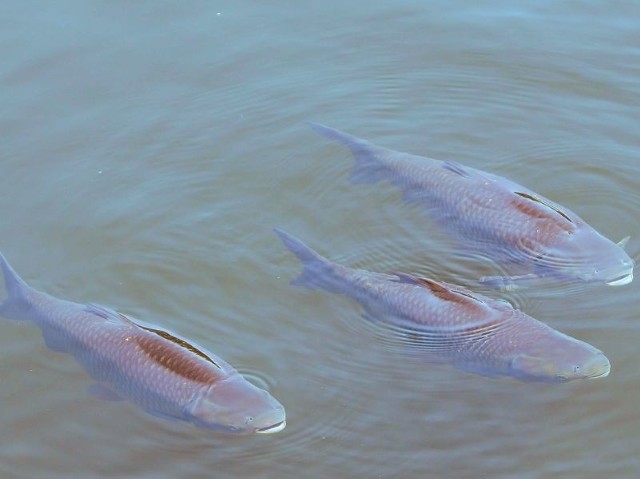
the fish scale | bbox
[310,123,634,287]
[276,228,610,382]
[0,252,286,434]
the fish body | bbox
[311,123,634,287]
[0,253,285,434]
[276,229,610,382]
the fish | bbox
[275,228,610,382]
[0,252,286,435]
[310,123,634,288]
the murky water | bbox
[1,1,639,478]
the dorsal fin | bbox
[513,192,574,227]
[137,324,221,369]
[134,327,222,383]
[85,303,135,324]
[86,301,225,382]
[394,273,485,304]
[443,160,472,178]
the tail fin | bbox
[274,228,334,290]
[0,251,30,319]
[308,123,389,184]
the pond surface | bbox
[1,1,639,478]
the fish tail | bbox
[308,122,388,184]
[274,228,335,290]
[0,251,30,320]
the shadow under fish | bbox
[310,123,634,289]
[276,229,610,383]
[0,252,285,435]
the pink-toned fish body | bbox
[0,253,286,434]
[311,123,634,287]
[276,229,610,382]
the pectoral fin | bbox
[88,383,125,401]
[478,273,541,291]
[618,236,630,249]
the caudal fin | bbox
[274,228,334,290]
[0,251,31,319]
[308,123,389,184]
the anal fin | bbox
[479,273,540,291]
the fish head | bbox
[509,340,610,382]
[534,227,634,286]
[186,375,286,434]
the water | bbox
[1,1,639,477]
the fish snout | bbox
[552,352,610,381]
[580,352,611,379]
[510,348,610,382]
[604,257,634,286]
[578,256,635,286]
[187,376,286,434]
[252,401,287,434]
[606,270,634,286]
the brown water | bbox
[1,1,639,478]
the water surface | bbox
[1,1,639,478]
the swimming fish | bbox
[276,229,610,382]
[0,252,286,434]
[310,123,634,288]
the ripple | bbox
[236,368,276,392]
[490,141,640,299]
[297,122,636,305]
[327,317,474,399]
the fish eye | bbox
[245,416,254,425]
[573,365,581,374]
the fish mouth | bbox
[606,271,633,286]
[584,352,611,379]
[256,420,286,434]
[588,369,610,379]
